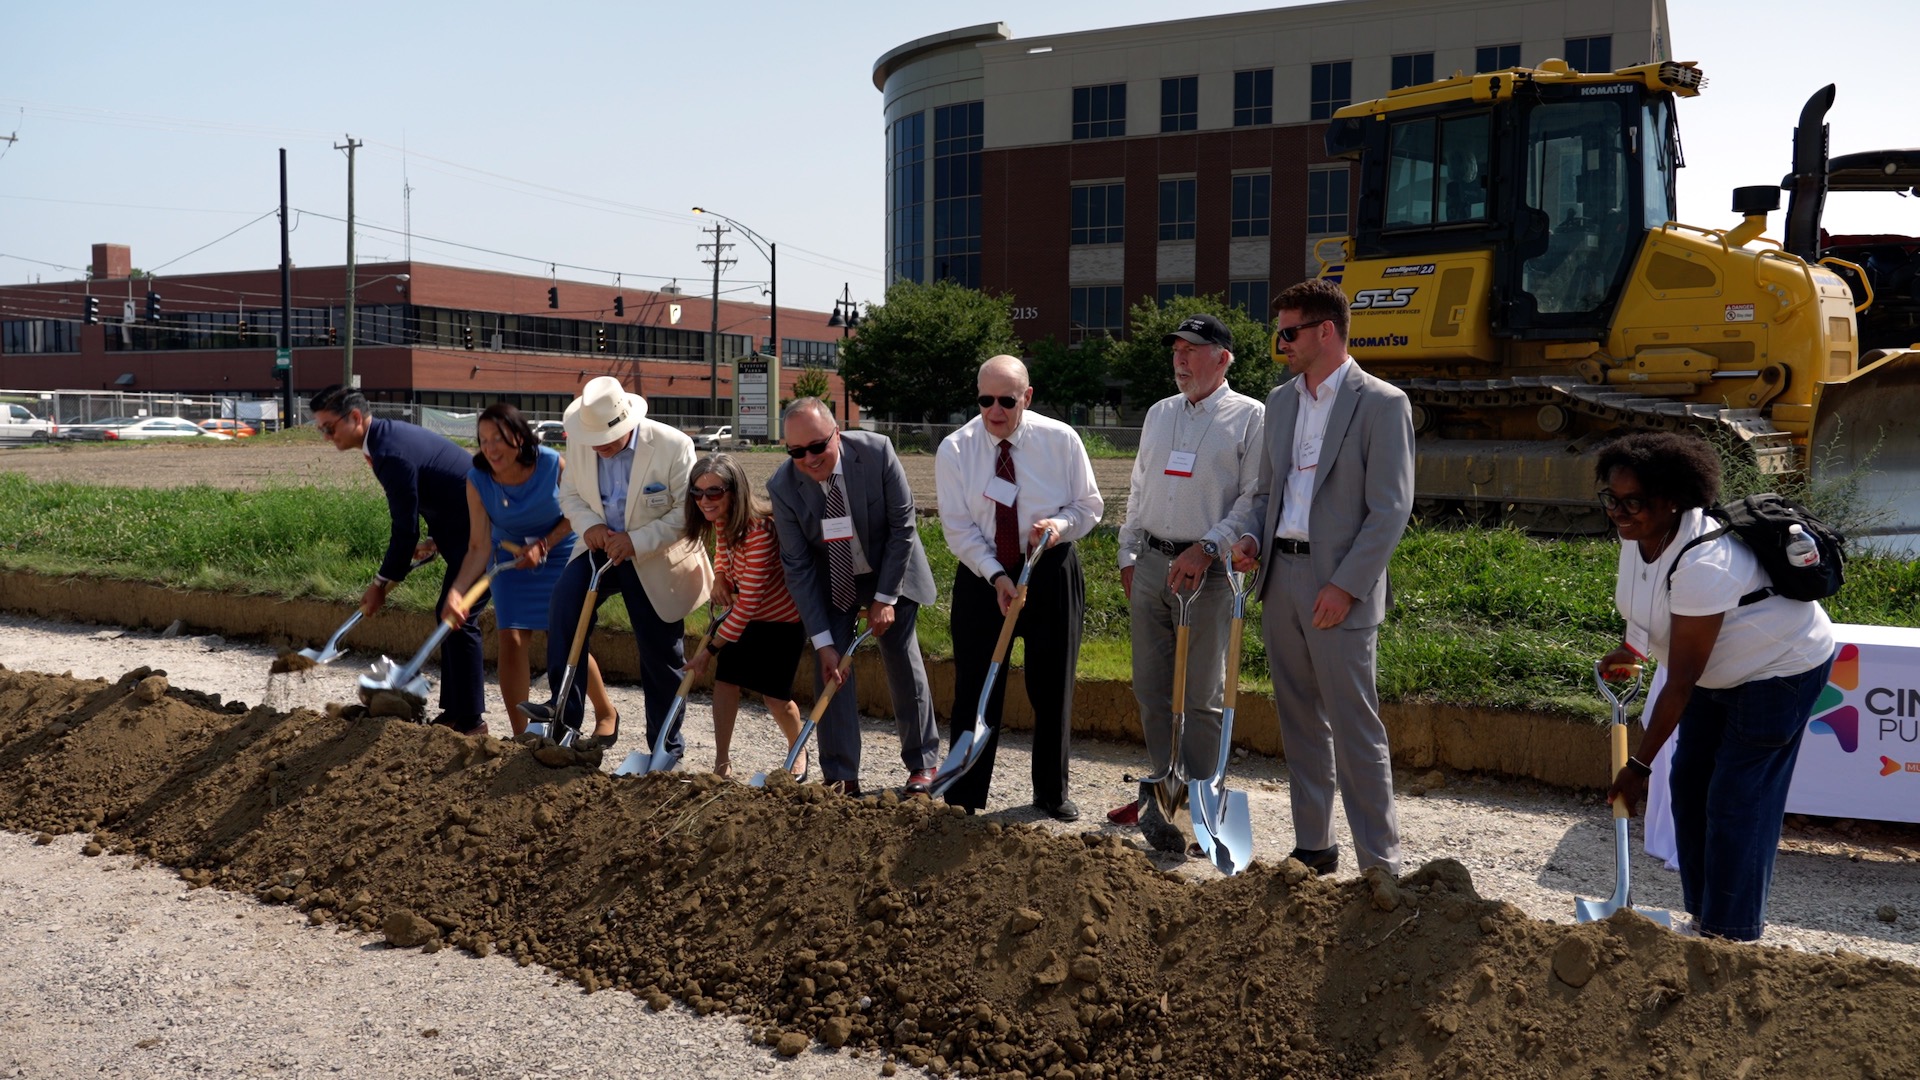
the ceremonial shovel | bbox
[356,561,508,717]
[519,550,609,745]
[612,605,731,777]
[928,529,1053,800]
[1141,579,1199,824]
[290,553,436,667]
[747,626,872,787]
[1189,564,1255,875]
[1576,661,1672,927]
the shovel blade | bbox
[521,720,552,741]
[1191,787,1253,876]
[612,750,650,776]
[927,724,988,799]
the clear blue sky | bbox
[2,1,1916,315]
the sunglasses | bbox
[785,438,832,459]
[691,486,731,501]
[1596,491,1650,515]
[1273,318,1331,343]
[978,394,1021,410]
[316,419,340,437]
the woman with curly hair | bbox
[1594,430,1834,941]
[681,453,807,779]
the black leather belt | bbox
[1143,532,1199,557]
[1273,538,1311,555]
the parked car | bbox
[58,416,141,441]
[692,424,732,451]
[198,419,257,438]
[65,417,234,442]
[0,403,57,443]
[532,420,566,446]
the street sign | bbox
[274,348,291,373]
[733,355,779,440]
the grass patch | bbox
[1,472,1911,716]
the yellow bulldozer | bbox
[1306,59,1920,544]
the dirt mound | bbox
[1,664,1915,1079]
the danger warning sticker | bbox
[1725,303,1755,323]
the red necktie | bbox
[994,439,1019,572]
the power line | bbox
[146,209,279,274]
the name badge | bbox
[822,515,855,542]
[1625,622,1650,658]
[646,492,670,508]
[1295,438,1321,473]
[1164,450,1196,477]
[984,476,1019,507]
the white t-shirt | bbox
[1614,507,1834,689]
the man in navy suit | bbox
[310,384,487,735]
[766,397,941,796]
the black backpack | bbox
[1664,493,1846,606]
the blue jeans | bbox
[1668,652,1834,940]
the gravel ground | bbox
[1,613,1916,1078]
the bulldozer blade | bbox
[1812,349,1920,550]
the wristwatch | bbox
[1200,539,1221,558]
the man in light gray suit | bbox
[767,397,942,796]
[1232,278,1415,877]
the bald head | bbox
[977,354,1033,440]
[781,396,837,430]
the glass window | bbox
[1565,36,1612,72]
[1233,69,1273,126]
[1160,76,1197,132]
[1307,167,1350,234]
[1071,183,1126,245]
[1642,98,1676,230]
[1476,43,1521,72]
[1382,113,1492,229]
[889,112,926,284]
[1069,285,1125,344]
[1228,281,1268,321]
[0,319,79,354]
[1521,100,1631,315]
[1310,62,1352,122]
[1231,174,1271,238]
[934,101,984,289]
[1072,83,1127,140]
[1391,52,1434,90]
[1156,283,1195,305]
[783,339,840,369]
[1159,178,1196,241]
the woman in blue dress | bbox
[444,403,615,737]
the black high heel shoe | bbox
[584,710,620,749]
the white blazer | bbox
[557,417,711,622]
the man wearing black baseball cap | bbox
[1107,311,1266,854]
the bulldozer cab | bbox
[1332,63,1685,342]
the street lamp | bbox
[826,283,862,339]
[341,272,408,389]
[690,207,776,419]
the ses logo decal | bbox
[1352,287,1418,310]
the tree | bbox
[790,363,833,416]
[1108,293,1282,413]
[837,280,1022,423]
[1025,334,1111,421]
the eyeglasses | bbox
[1273,319,1331,344]
[978,394,1020,410]
[316,419,339,437]
[691,486,730,501]
[1596,490,1650,515]
[785,438,832,459]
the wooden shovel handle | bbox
[1170,622,1192,712]
[443,574,495,628]
[1609,723,1631,820]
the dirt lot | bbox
[0,437,1140,519]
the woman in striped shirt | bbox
[682,453,807,779]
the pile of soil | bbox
[2,663,1915,1079]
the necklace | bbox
[1636,519,1681,580]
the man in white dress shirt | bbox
[1111,314,1265,852]
[934,355,1104,819]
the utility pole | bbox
[334,135,362,388]
[697,223,734,418]
[279,149,295,429]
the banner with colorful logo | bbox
[1787,624,1920,823]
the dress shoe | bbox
[430,712,484,734]
[826,779,862,797]
[1106,800,1140,826]
[904,768,937,794]
[1286,844,1339,876]
[582,710,620,749]
[1136,790,1188,854]
[1035,798,1081,823]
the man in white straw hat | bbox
[543,376,712,760]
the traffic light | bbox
[613,295,625,317]
[463,325,475,350]
[594,324,607,352]
[236,317,249,336]
[547,286,558,309]
[327,324,339,345]
[145,290,161,323]
[83,297,100,325]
